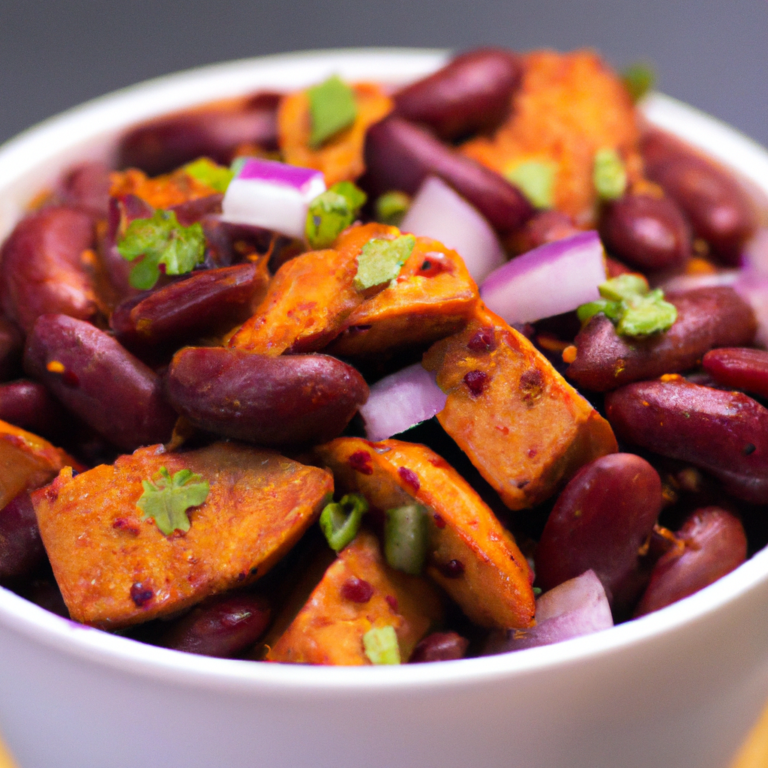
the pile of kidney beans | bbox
[0,47,767,662]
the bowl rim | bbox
[1,47,768,696]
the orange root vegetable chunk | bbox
[328,235,479,357]
[315,437,535,629]
[0,420,77,509]
[278,82,393,186]
[266,530,443,665]
[32,442,333,628]
[423,303,617,510]
[109,167,221,209]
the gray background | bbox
[1,0,767,148]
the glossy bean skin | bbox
[166,347,369,447]
[507,210,579,255]
[567,287,757,392]
[534,454,662,610]
[598,193,691,272]
[117,93,281,176]
[111,263,268,353]
[363,116,534,235]
[640,129,757,265]
[393,48,523,141]
[634,507,747,617]
[58,161,112,219]
[0,493,44,582]
[605,377,768,504]
[24,314,177,451]
[409,631,470,663]
[0,380,68,440]
[0,206,99,332]
[0,318,23,382]
[158,592,271,658]
[702,347,768,400]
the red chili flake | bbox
[527,448,538,458]
[438,559,465,578]
[418,254,451,277]
[398,466,420,492]
[495,425,509,435]
[463,370,488,397]
[467,327,496,352]
[112,518,140,536]
[348,450,374,475]
[341,577,374,603]
[61,369,80,388]
[385,594,399,612]
[519,369,544,405]
[433,513,446,529]
[130,582,154,607]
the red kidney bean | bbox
[363,116,534,235]
[507,210,579,254]
[567,286,757,391]
[111,263,268,353]
[409,631,469,663]
[598,193,692,272]
[535,454,662,610]
[605,377,768,504]
[170,194,223,227]
[634,507,747,616]
[165,347,369,447]
[158,592,271,658]
[117,94,281,176]
[0,380,68,440]
[0,206,99,332]
[0,317,23,382]
[640,129,757,265]
[0,493,45,582]
[393,48,523,141]
[24,314,177,451]
[58,161,112,219]
[702,347,768,400]
[20,577,70,618]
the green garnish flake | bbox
[137,467,210,536]
[384,504,428,576]
[577,274,677,337]
[308,75,358,149]
[183,157,234,193]
[621,62,656,103]
[320,493,369,552]
[505,160,557,209]
[353,234,416,291]
[117,209,205,290]
[363,625,401,665]
[305,182,367,248]
[375,191,411,225]
[593,148,627,201]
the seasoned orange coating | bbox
[32,442,333,628]
[461,50,643,224]
[266,530,442,665]
[109,167,219,209]
[328,236,479,357]
[278,82,393,185]
[423,303,617,510]
[315,437,535,629]
[0,420,77,510]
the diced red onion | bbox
[359,363,447,443]
[480,231,606,324]
[400,176,506,283]
[482,570,613,655]
[221,158,325,239]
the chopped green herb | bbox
[353,234,416,291]
[593,148,628,201]
[136,467,210,536]
[308,75,357,149]
[533,587,543,597]
[305,182,367,248]
[117,209,205,290]
[183,158,234,193]
[319,493,369,551]
[577,275,677,337]
[375,191,411,225]
[505,160,557,209]
[384,504,428,575]
[363,625,401,665]
[621,62,656,103]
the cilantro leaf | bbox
[593,148,628,201]
[622,62,656,103]
[136,466,210,536]
[308,75,358,149]
[183,158,234,193]
[305,182,367,248]
[353,234,416,291]
[505,160,557,209]
[117,209,206,290]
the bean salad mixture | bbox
[1,47,767,665]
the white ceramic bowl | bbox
[2,49,768,768]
